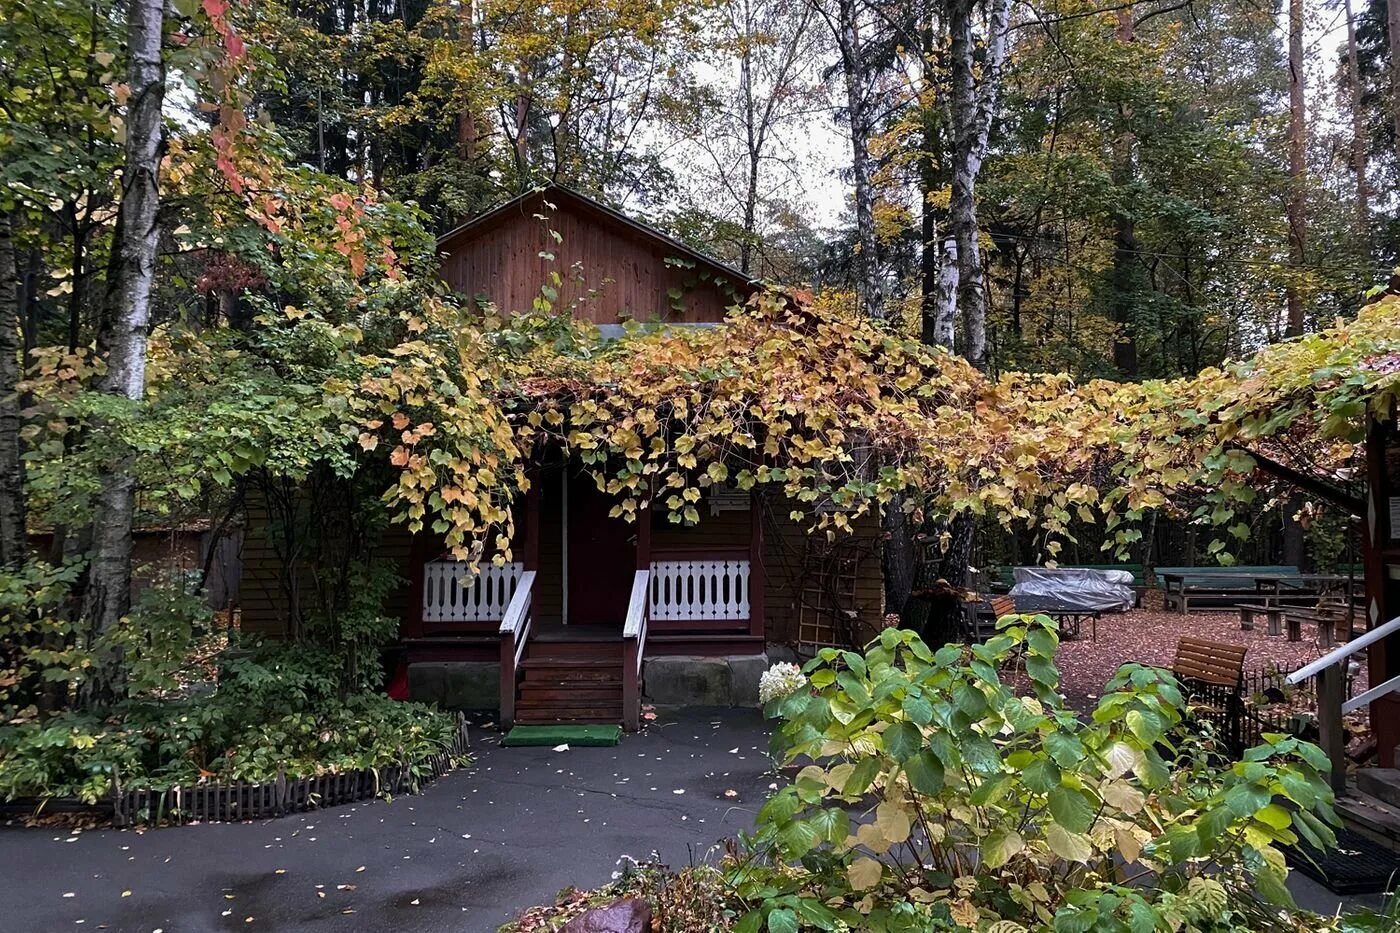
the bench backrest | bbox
[1171,638,1248,688]
[990,595,1016,619]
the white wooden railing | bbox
[422,560,523,624]
[497,570,536,728]
[1288,614,1400,792]
[648,558,750,621]
[623,570,650,733]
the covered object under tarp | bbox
[1010,567,1134,612]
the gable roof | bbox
[436,184,760,293]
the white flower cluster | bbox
[758,661,806,704]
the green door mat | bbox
[501,724,622,747]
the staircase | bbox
[513,628,624,725]
[1343,769,1400,850]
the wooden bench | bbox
[962,595,1017,642]
[1171,637,1249,748]
[1282,607,1352,647]
[1156,565,1300,614]
[1237,603,1284,635]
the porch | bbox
[400,466,766,730]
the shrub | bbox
[731,616,1338,932]
[0,639,464,804]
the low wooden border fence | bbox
[110,713,470,828]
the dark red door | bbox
[566,471,635,626]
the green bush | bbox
[0,639,464,804]
[730,616,1339,932]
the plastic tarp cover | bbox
[1009,567,1135,612]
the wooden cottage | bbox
[239,185,885,729]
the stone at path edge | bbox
[560,897,653,933]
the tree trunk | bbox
[946,0,1011,368]
[1389,0,1400,157]
[1285,0,1306,338]
[81,0,166,706]
[933,237,959,348]
[456,0,478,162]
[835,0,883,319]
[0,211,26,569]
[1109,9,1140,378]
[1344,0,1370,233]
[1280,0,1308,570]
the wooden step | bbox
[525,643,622,661]
[1356,768,1400,810]
[1336,788,1400,850]
[518,686,623,703]
[514,706,623,724]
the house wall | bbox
[439,196,743,325]
[237,492,415,640]
[759,505,885,648]
[238,486,884,650]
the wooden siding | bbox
[237,492,415,640]
[439,192,746,325]
[759,504,885,648]
[240,486,884,650]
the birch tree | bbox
[815,0,887,319]
[82,0,166,702]
[0,211,23,569]
[938,0,1011,368]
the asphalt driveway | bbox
[0,709,778,933]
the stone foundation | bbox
[407,661,500,711]
[642,652,782,708]
[408,653,787,711]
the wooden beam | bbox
[1230,444,1364,516]
[523,471,541,571]
[749,490,765,639]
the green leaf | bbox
[902,693,934,725]
[982,827,1025,868]
[1049,786,1096,834]
[883,721,923,762]
[807,806,850,845]
[904,749,945,794]
[843,756,881,797]
[1045,733,1084,769]
[766,907,798,933]
[1046,824,1094,863]
[1022,757,1061,794]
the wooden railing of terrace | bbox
[622,569,650,732]
[497,570,537,727]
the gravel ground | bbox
[1054,608,1361,710]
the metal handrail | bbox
[1344,672,1400,715]
[623,570,650,641]
[498,570,537,636]
[622,570,650,732]
[1286,614,1400,685]
[497,570,536,728]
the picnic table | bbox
[964,595,1101,642]
[1157,566,1319,613]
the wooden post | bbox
[748,490,765,639]
[499,633,516,728]
[623,637,640,732]
[1317,665,1348,794]
[1364,411,1400,766]
[1286,615,1300,642]
[523,472,541,571]
[636,485,652,572]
